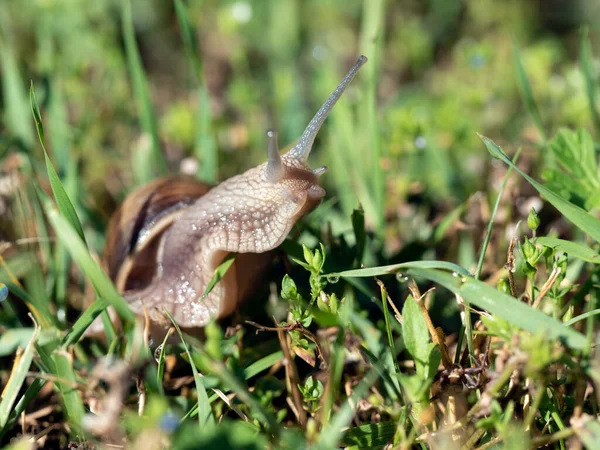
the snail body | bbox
[104,56,367,330]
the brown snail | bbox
[103,56,367,331]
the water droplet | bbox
[396,273,409,283]
[0,283,7,302]
[452,272,459,278]
[154,344,163,363]
[326,274,340,284]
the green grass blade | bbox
[565,309,600,326]
[536,236,600,263]
[242,351,284,379]
[513,43,547,142]
[342,421,397,449]
[52,349,85,437]
[0,379,45,441]
[164,310,215,429]
[174,0,218,183]
[201,254,235,300]
[61,299,109,347]
[184,350,284,419]
[580,27,600,135]
[0,41,34,147]
[122,0,168,183]
[2,281,53,329]
[317,357,385,449]
[156,328,173,396]
[480,135,600,244]
[475,148,522,279]
[378,282,400,376]
[325,260,470,279]
[359,0,386,235]
[48,79,77,322]
[407,267,588,351]
[39,193,135,323]
[0,321,38,427]
[30,83,86,246]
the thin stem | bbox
[475,147,522,280]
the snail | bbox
[103,55,367,332]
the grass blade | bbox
[164,310,215,429]
[475,147,522,279]
[52,349,85,437]
[536,236,600,264]
[174,0,218,183]
[325,260,470,279]
[359,0,386,235]
[580,27,600,135]
[407,267,588,351]
[122,0,168,183]
[0,320,38,427]
[0,41,34,147]
[479,135,600,244]
[184,351,284,419]
[317,356,386,449]
[342,421,397,449]
[156,327,174,396]
[0,379,45,441]
[513,43,547,142]
[61,299,109,347]
[30,83,86,246]
[39,193,135,323]
[201,253,235,300]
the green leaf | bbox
[548,128,599,194]
[401,296,434,380]
[479,135,600,244]
[30,83,87,245]
[407,267,588,351]
[535,237,600,264]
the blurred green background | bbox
[3,1,600,446]
[1,0,600,256]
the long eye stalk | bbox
[286,55,367,162]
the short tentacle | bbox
[265,130,284,182]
